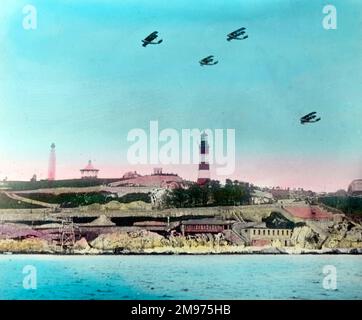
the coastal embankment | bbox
[0,201,361,255]
[0,224,362,255]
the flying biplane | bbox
[199,55,218,66]
[300,112,321,124]
[227,27,249,41]
[142,31,163,47]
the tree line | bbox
[165,179,252,208]
[319,196,362,215]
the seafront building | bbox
[242,224,292,246]
[131,217,294,247]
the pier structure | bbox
[59,217,77,253]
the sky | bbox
[0,0,361,191]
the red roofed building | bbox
[284,206,334,220]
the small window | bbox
[277,230,280,235]
[268,230,270,235]
[282,230,284,236]
[263,230,266,235]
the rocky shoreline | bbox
[1,248,361,255]
[0,230,361,255]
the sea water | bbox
[0,255,361,300]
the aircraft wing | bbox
[304,111,317,118]
[230,27,246,35]
[301,113,316,121]
[300,116,310,123]
[144,32,158,42]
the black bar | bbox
[1,300,361,319]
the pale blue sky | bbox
[0,0,361,190]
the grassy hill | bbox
[17,192,151,208]
[4,178,121,191]
[0,193,44,209]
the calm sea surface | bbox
[0,255,361,300]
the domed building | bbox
[80,160,99,179]
[348,179,362,196]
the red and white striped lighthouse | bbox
[197,132,210,185]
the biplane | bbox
[300,112,321,124]
[142,31,163,47]
[227,27,249,41]
[199,55,218,66]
